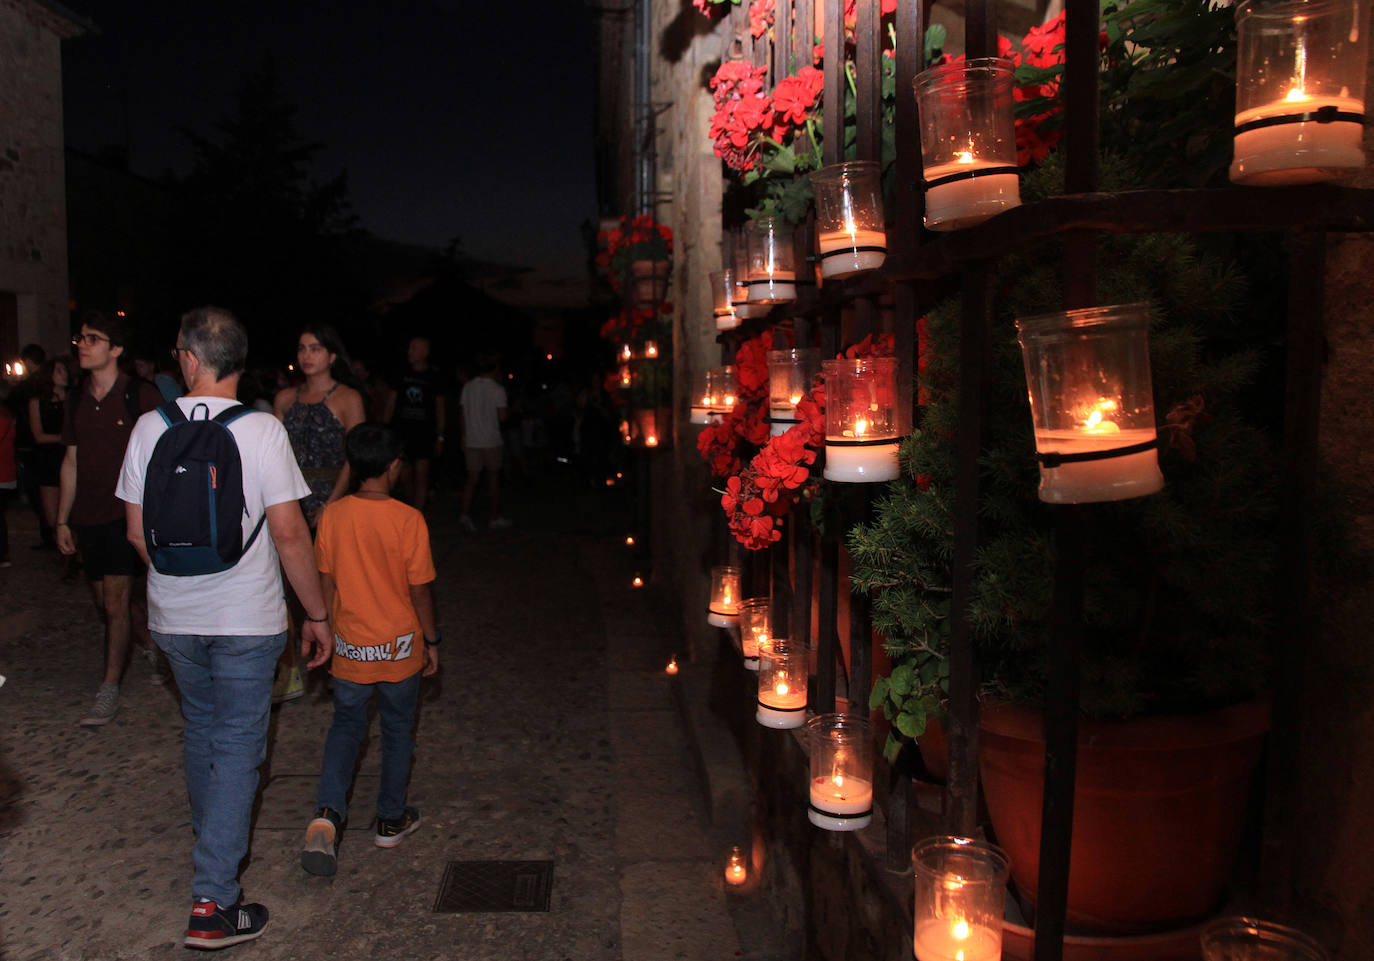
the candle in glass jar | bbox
[817,226,888,279]
[747,270,797,303]
[1231,91,1365,185]
[708,583,739,627]
[1034,398,1164,503]
[923,154,1020,231]
[756,680,807,728]
[913,919,1003,961]
[809,773,874,831]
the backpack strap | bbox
[210,403,266,554]
[156,401,188,428]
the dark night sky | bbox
[60,0,601,302]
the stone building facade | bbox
[0,0,86,365]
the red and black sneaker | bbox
[184,899,269,950]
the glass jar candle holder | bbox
[745,216,797,304]
[912,836,1011,961]
[806,714,874,831]
[1015,303,1165,504]
[706,365,738,418]
[617,361,633,390]
[731,231,762,319]
[707,565,741,628]
[738,596,771,671]
[1201,917,1331,961]
[913,58,1021,231]
[689,369,712,425]
[1231,0,1368,185]
[822,357,901,483]
[712,268,741,330]
[811,161,888,280]
[756,638,808,728]
[767,347,821,436]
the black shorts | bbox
[73,519,143,580]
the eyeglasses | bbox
[72,332,111,347]
[170,346,194,361]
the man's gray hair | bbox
[179,307,248,380]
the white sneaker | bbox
[79,683,119,727]
[489,516,513,530]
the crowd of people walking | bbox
[0,307,545,950]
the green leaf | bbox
[883,732,904,764]
[895,709,927,739]
[890,663,914,697]
[870,676,891,710]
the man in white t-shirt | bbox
[116,307,331,951]
[457,352,509,531]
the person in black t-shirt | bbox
[382,336,446,512]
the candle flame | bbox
[789,393,803,405]
[855,418,868,437]
[725,846,748,885]
[700,394,711,406]
[625,535,635,546]
[645,343,658,358]
[775,681,790,696]
[954,920,970,940]
[1081,398,1121,433]
[632,574,643,587]
[665,657,678,674]
[832,773,845,788]
[622,345,632,359]
[1285,86,1310,102]
[645,435,658,447]
[956,150,975,164]
[724,393,737,406]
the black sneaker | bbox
[374,806,421,848]
[301,807,343,876]
[184,899,268,950]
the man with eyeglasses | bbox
[57,310,163,726]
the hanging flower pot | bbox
[630,259,671,308]
[1230,0,1368,185]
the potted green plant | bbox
[602,215,674,308]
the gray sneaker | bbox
[79,682,119,727]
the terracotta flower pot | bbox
[979,698,1271,934]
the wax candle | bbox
[817,227,888,280]
[756,680,808,728]
[708,566,741,628]
[1231,92,1366,185]
[746,270,797,304]
[724,845,748,886]
[689,405,712,425]
[913,919,1003,961]
[809,774,874,831]
[716,310,741,330]
[923,155,1020,231]
[823,441,901,482]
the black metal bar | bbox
[821,0,843,166]
[855,0,881,164]
[1034,3,1101,958]
[1032,506,1086,961]
[1260,229,1327,913]
[772,523,794,640]
[887,768,913,874]
[847,485,873,715]
[944,261,992,838]
[893,0,924,260]
[816,529,839,716]
[963,0,995,60]
[793,507,814,654]
[774,0,791,83]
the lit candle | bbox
[708,567,741,628]
[742,625,769,671]
[922,152,1020,231]
[1231,88,1365,185]
[716,310,741,331]
[756,679,808,728]
[645,434,658,447]
[665,657,678,675]
[1034,397,1164,504]
[724,846,748,886]
[808,773,874,831]
[817,224,888,280]
[747,269,797,304]
[913,918,1003,961]
[625,535,635,546]
[631,574,643,587]
[621,344,633,361]
[643,341,659,358]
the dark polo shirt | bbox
[62,372,161,525]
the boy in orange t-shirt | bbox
[301,423,438,876]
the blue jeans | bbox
[154,631,285,908]
[316,673,421,823]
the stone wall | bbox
[0,0,77,356]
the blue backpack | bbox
[141,401,265,576]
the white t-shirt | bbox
[459,376,508,449]
[116,395,311,636]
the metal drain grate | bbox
[432,860,555,913]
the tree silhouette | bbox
[170,55,366,362]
